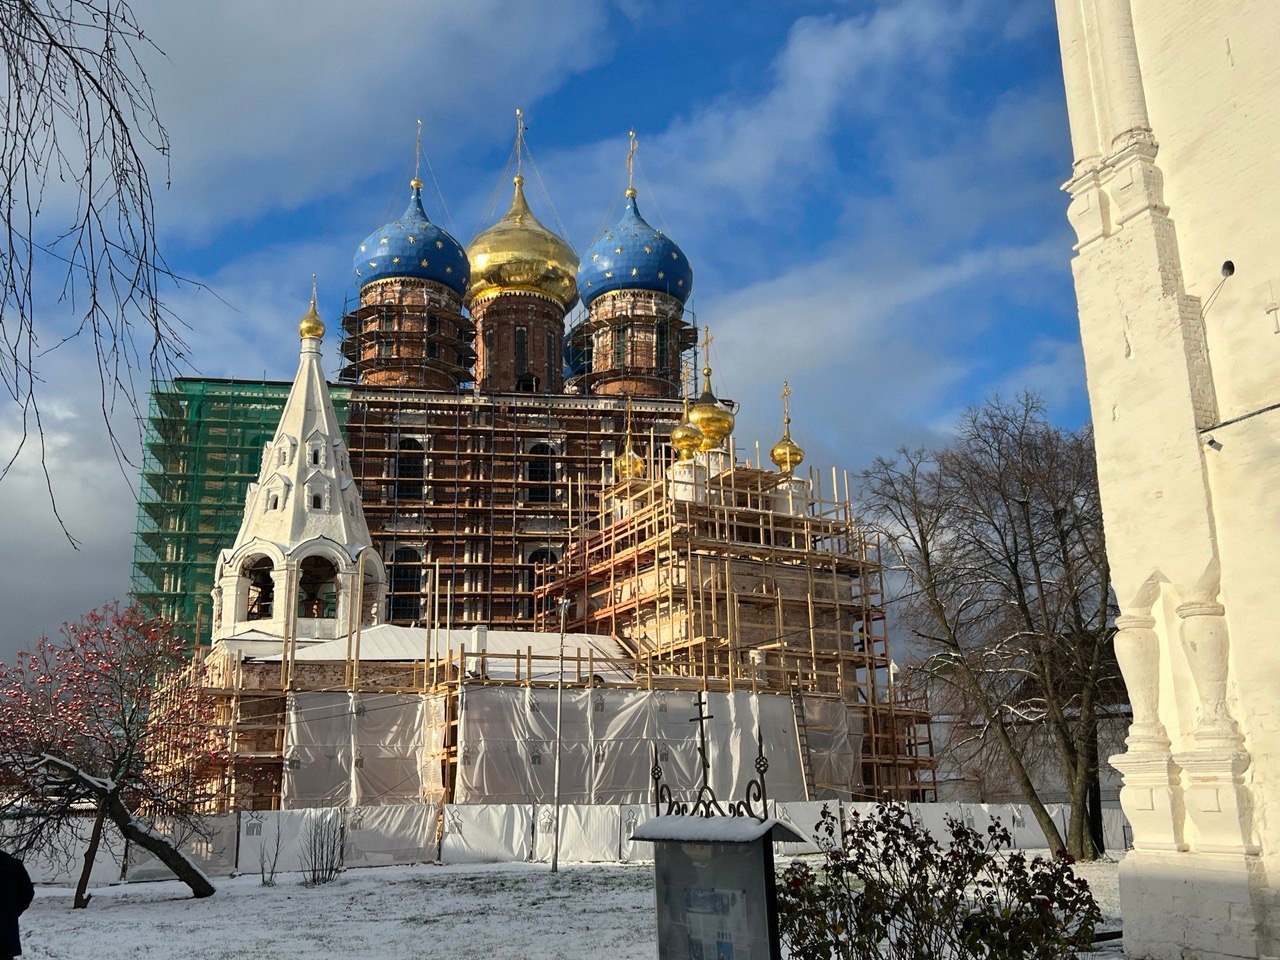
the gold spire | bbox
[299,274,325,339]
[614,396,646,480]
[465,111,579,309]
[410,119,424,191]
[688,326,734,451]
[625,129,638,199]
[770,380,804,472]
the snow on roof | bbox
[632,815,805,844]
[248,623,633,682]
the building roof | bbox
[353,180,469,296]
[246,623,633,681]
[578,191,692,308]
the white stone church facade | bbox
[1053,1,1279,956]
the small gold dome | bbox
[670,394,704,460]
[299,298,325,339]
[688,365,735,451]
[614,448,646,480]
[770,421,804,472]
[465,175,579,310]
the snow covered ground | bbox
[19,853,1122,960]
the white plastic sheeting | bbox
[619,804,656,862]
[771,800,834,855]
[342,804,438,868]
[438,804,533,864]
[454,688,812,805]
[531,804,620,863]
[910,801,965,842]
[422,694,448,804]
[1102,805,1130,852]
[124,815,238,881]
[282,692,426,808]
[5,820,126,886]
[238,807,342,875]
[802,698,865,796]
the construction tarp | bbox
[911,801,964,842]
[342,804,438,867]
[439,804,532,864]
[531,804,620,863]
[1102,805,1130,853]
[238,808,342,876]
[454,688,813,806]
[802,698,865,797]
[5,820,126,886]
[282,692,426,808]
[771,800,833,856]
[124,814,238,881]
[619,804,656,862]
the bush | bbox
[776,803,1101,960]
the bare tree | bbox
[0,0,184,535]
[300,816,342,886]
[861,393,1121,860]
[0,601,215,901]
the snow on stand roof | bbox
[240,623,634,682]
[632,816,805,845]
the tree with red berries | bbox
[0,601,215,904]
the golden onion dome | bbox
[770,381,804,472]
[688,364,735,451]
[465,174,579,310]
[299,293,325,339]
[770,421,804,472]
[670,405,705,460]
[614,447,646,481]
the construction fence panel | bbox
[342,803,438,868]
[238,807,342,876]
[5,819,127,886]
[771,800,834,856]
[530,804,620,863]
[124,814,239,882]
[439,803,533,864]
[911,801,965,842]
[1102,806,1130,853]
[619,804,656,862]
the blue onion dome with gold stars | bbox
[578,188,692,309]
[353,178,469,297]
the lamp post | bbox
[551,596,571,873]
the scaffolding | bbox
[131,378,683,638]
[533,455,937,801]
[130,379,352,637]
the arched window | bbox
[388,547,422,623]
[296,555,338,619]
[526,443,556,504]
[242,556,275,620]
[396,438,424,502]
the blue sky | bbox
[0,0,1085,655]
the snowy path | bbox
[19,854,1121,960]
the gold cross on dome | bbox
[626,129,637,193]
[781,381,792,420]
[701,325,714,355]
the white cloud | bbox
[134,0,616,235]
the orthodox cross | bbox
[310,273,317,304]
[412,119,423,189]
[514,108,525,177]
[689,691,714,788]
[627,129,638,194]
[623,394,635,450]
[781,380,792,420]
[1267,282,1279,334]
